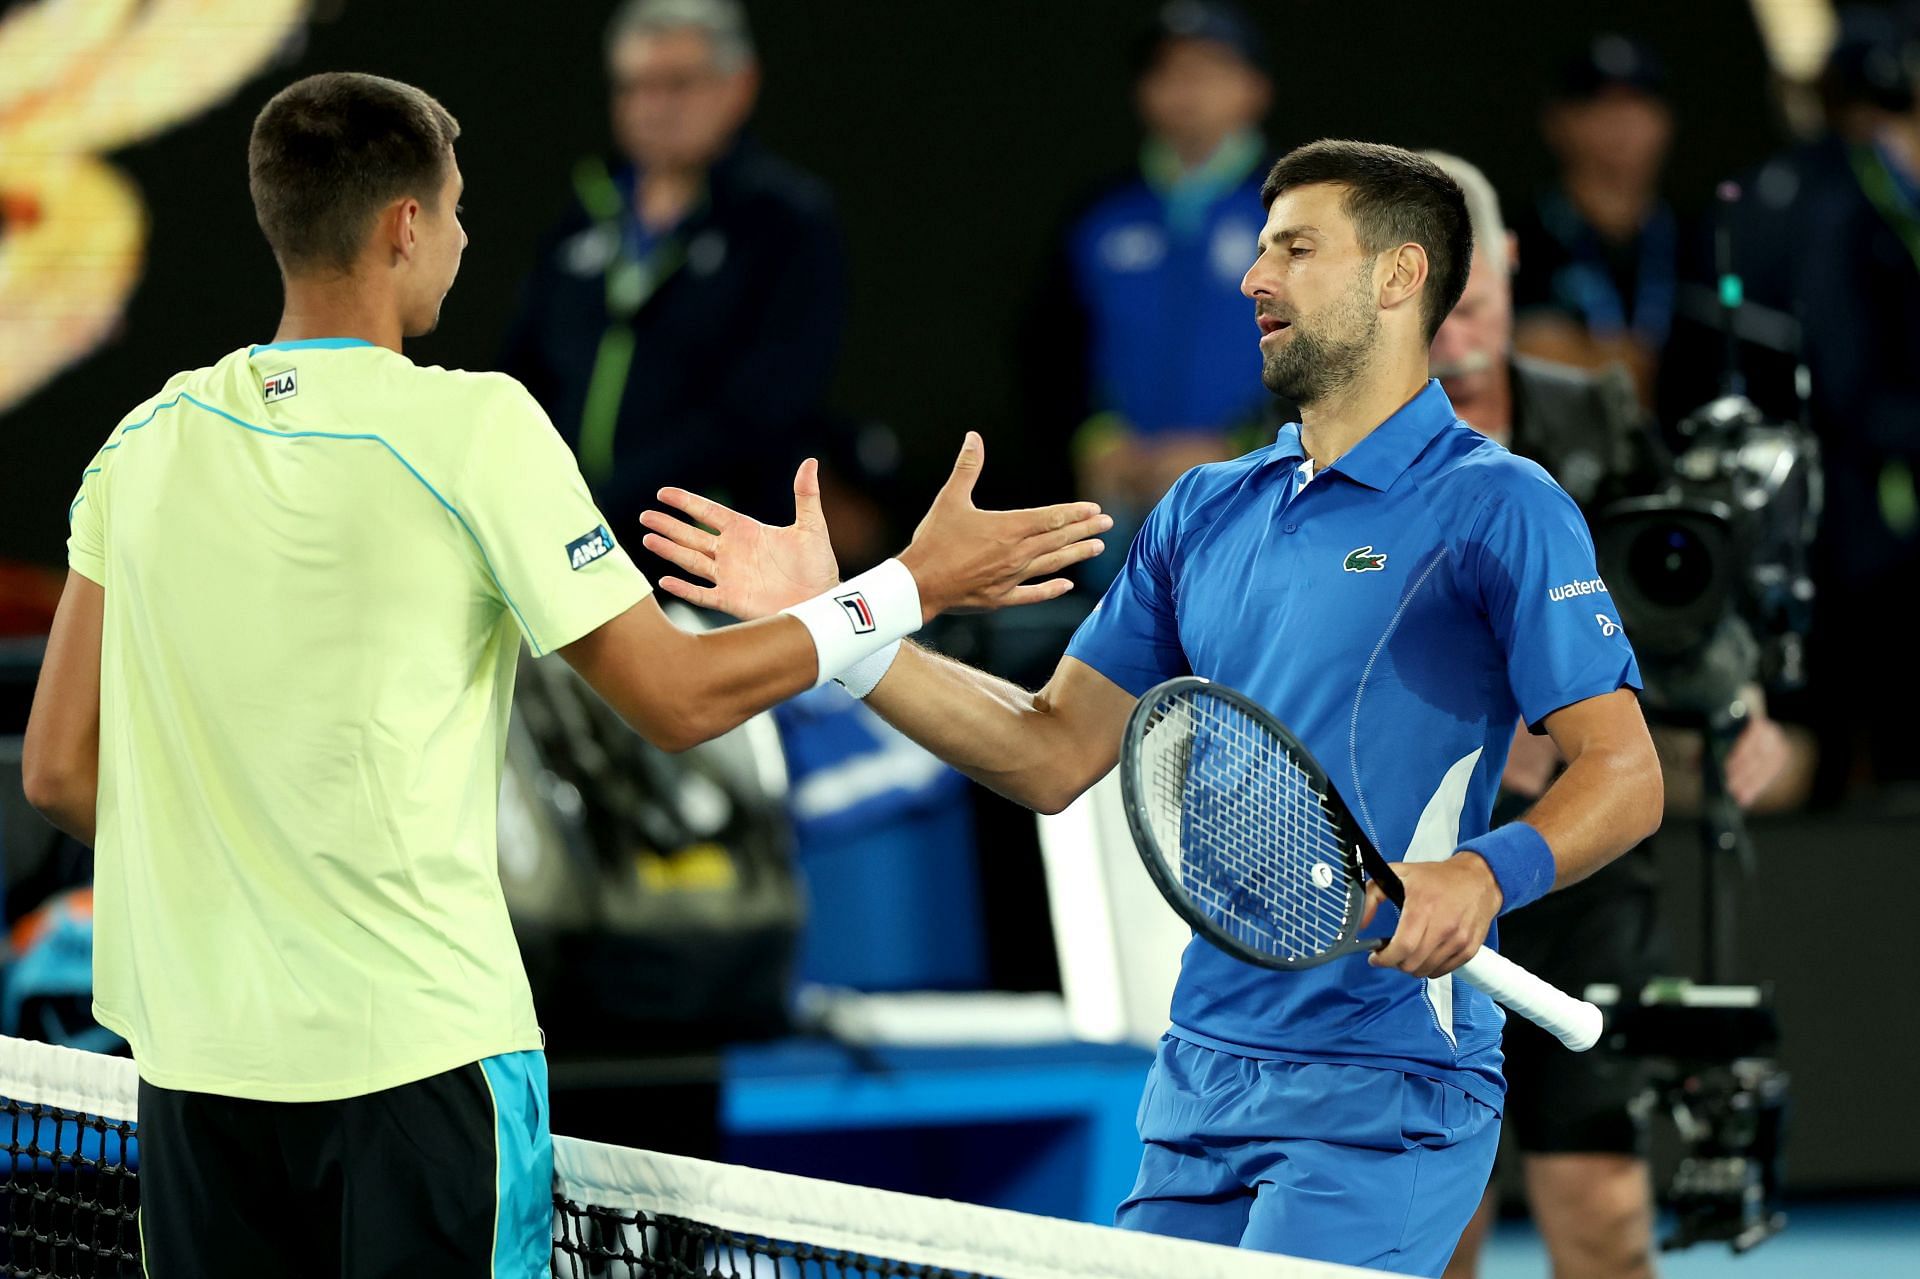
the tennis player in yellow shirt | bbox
[20,71,1109,1277]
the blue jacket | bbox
[1062,150,1272,437]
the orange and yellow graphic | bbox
[0,0,311,414]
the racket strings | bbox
[1143,691,1357,962]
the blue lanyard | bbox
[1541,189,1678,346]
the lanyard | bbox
[1847,142,1920,538]
[571,157,705,482]
[1850,140,1920,279]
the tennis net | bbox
[0,1032,1385,1278]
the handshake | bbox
[637,431,1113,628]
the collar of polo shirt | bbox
[1272,380,1461,492]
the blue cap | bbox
[1553,34,1667,101]
[1135,1,1269,76]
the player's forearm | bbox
[23,571,103,847]
[21,766,96,847]
[564,603,823,753]
[1521,739,1664,892]
[864,644,1110,814]
[654,616,843,751]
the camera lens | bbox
[1629,523,1714,607]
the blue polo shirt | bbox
[1066,380,1641,1110]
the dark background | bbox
[7,0,1914,1194]
[0,0,1780,562]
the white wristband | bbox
[781,559,921,689]
[833,640,902,699]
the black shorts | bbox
[137,1051,550,1278]
[1497,873,1666,1156]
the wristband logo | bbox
[835,590,877,634]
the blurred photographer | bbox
[1427,153,1795,1279]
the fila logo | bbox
[1342,545,1388,573]
[1596,614,1622,637]
[262,369,298,402]
[835,590,876,634]
[566,525,613,570]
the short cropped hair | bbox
[248,72,460,274]
[1260,140,1473,342]
[606,0,756,72]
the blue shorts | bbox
[1116,1036,1499,1277]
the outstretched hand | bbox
[640,458,840,620]
[897,432,1112,620]
[641,434,1113,626]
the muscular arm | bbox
[1376,688,1662,978]
[571,431,1110,752]
[1526,687,1664,889]
[23,572,103,845]
[864,649,1136,814]
[558,596,821,753]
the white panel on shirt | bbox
[1402,748,1486,1049]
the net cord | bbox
[0,1038,135,1124]
[0,1036,1393,1279]
[554,1137,1383,1279]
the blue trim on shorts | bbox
[479,1050,551,1278]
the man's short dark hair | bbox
[249,73,461,274]
[1259,139,1472,342]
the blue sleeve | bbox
[1063,497,1190,696]
[1463,463,1643,732]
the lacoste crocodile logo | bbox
[1343,546,1388,573]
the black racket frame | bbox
[1119,675,1413,971]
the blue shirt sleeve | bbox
[1063,493,1190,696]
[1462,461,1643,732]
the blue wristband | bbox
[1459,822,1556,915]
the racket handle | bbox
[1457,947,1604,1052]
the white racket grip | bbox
[1458,947,1604,1051]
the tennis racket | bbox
[1120,676,1603,1051]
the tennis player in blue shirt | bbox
[640,139,1663,1276]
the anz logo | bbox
[566,525,613,571]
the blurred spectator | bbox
[1666,9,1920,797]
[1819,5,1920,143]
[1428,152,1796,1279]
[1783,14,1920,792]
[503,0,845,532]
[1023,1,1274,581]
[1661,6,1920,425]
[1511,35,1676,409]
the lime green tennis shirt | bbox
[65,339,651,1101]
